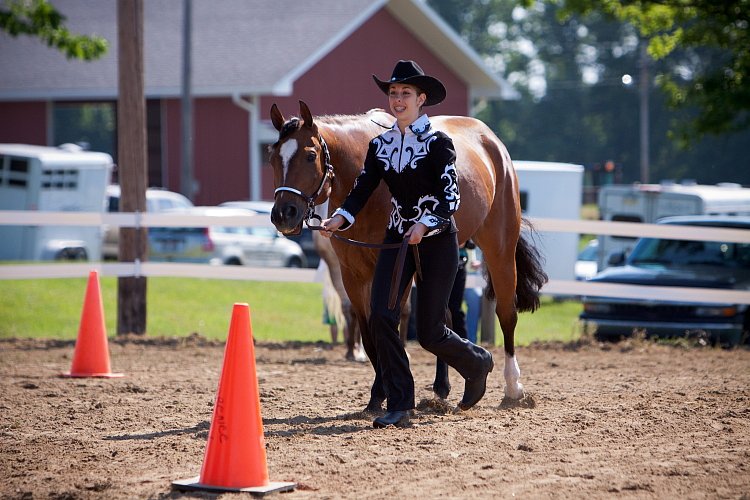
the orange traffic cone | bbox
[60,270,123,378]
[172,303,295,494]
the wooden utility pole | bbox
[116,0,147,335]
[639,42,650,184]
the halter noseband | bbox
[274,134,334,226]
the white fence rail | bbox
[1,210,749,305]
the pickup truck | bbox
[580,215,750,346]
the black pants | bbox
[448,262,468,340]
[369,231,490,411]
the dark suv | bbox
[580,216,750,346]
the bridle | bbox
[273,134,334,228]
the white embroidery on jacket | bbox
[442,162,460,211]
[388,195,439,233]
[373,130,437,174]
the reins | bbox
[307,216,421,310]
[275,130,421,310]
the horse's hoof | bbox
[433,383,450,400]
[504,382,524,400]
[458,353,494,411]
[346,345,367,363]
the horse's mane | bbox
[272,109,394,150]
[316,109,395,135]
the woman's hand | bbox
[320,214,345,238]
[404,222,427,245]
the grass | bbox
[515,296,583,345]
[0,277,330,342]
[0,277,583,346]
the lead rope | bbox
[306,220,422,310]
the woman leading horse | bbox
[268,61,547,427]
[320,60,495,428]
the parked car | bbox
[575,239,599,281]
[148,206,307,267]
[219,200,320,268]
[103,185,194,259]
[580,215,750,346]
[220,200,274,214]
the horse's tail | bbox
[484,218,548,313]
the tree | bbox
[536,0,750,140]
[428,0,750,186]
[0,0,108,60]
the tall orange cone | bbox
[172,303,295,495]
[61,270,123,378]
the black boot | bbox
[458,352,494,410]
[373,410,410,428]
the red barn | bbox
[0,0,509,205]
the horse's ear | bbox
[299,100,314,128]
[270,103,285,132]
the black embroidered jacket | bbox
[333,114,460,239]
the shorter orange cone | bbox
[172,303,295,495]
[60,270,123,378]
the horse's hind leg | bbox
[480,241,525,400]
[497,299,524,400]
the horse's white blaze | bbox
[503,353,524,399]
[280,139,298,180]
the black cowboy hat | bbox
[373,60,446,106]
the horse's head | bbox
[268,100,333,235]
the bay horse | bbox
[269,100,546,410]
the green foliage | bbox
[427,0,750,186]
[0,0,108,60]
[552,0,750,138]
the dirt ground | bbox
[1,335,749,500]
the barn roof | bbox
[0,0,511,101]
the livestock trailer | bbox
[0,143,112,261]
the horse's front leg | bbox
[343,303,366,362]
[433,359,450,399]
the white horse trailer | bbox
[598,182,750,270]
[514,161,584,283]
[0,144,113,261]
